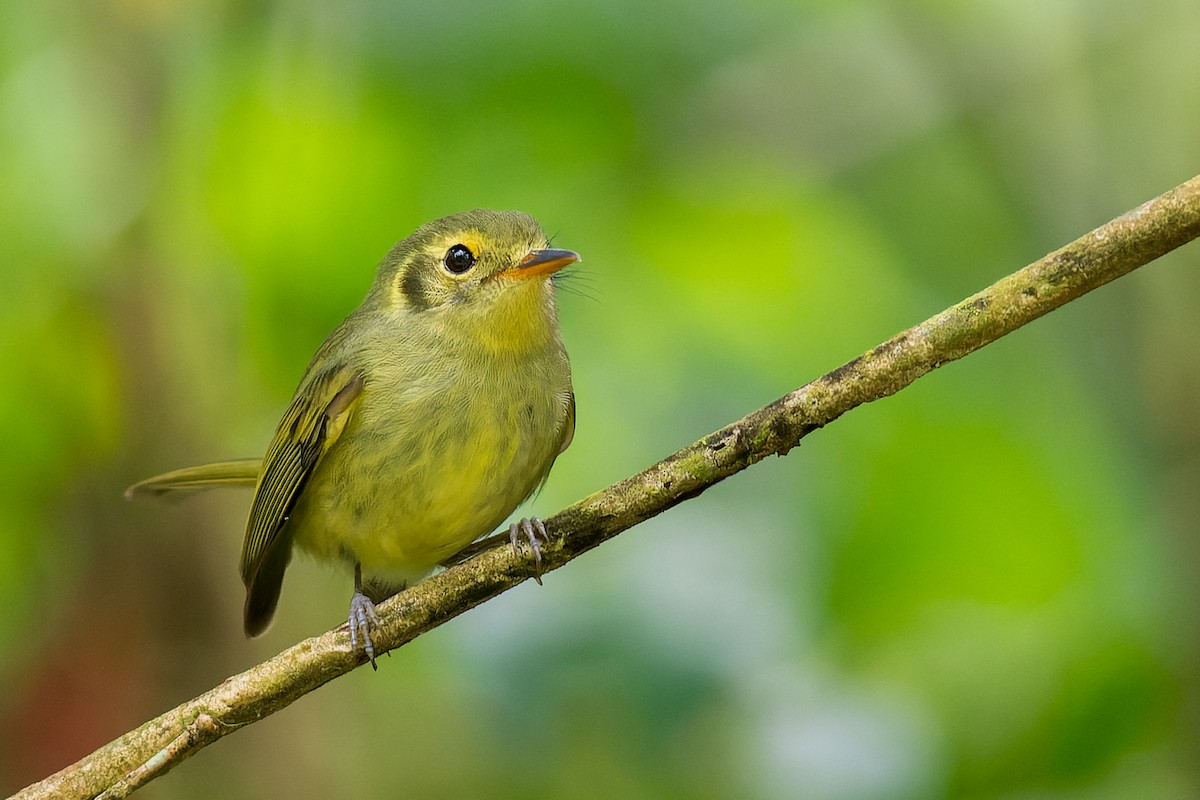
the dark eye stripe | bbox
[400,263,433,312]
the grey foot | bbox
[348,589,381,669]
[508,517,549,584]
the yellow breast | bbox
[288,284,572,586]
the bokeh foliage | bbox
[1,1,1198,798]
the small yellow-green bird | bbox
[128,210,578,665]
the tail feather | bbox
[124,459,262,499]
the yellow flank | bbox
[127,209,579,647]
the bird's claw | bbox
[508,517,549,584]
[348,590,381,670]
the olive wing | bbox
[241,367,364,636]
[558,392,576,455]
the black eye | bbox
[443,244,476,274]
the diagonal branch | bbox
[14,174,1200,800]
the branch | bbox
[15,175,1200,800]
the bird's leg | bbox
[508,517,550,585]
[348,563,381,670]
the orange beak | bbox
[503,248,580,280]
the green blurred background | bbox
[2,1,1199,797]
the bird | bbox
[127,209,578,666]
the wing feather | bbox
[558,392,576,455]
[240,368,364,636]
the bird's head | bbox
[372,209,579,319]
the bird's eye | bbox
[443,244,476,274]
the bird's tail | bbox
[124,459,261,499]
